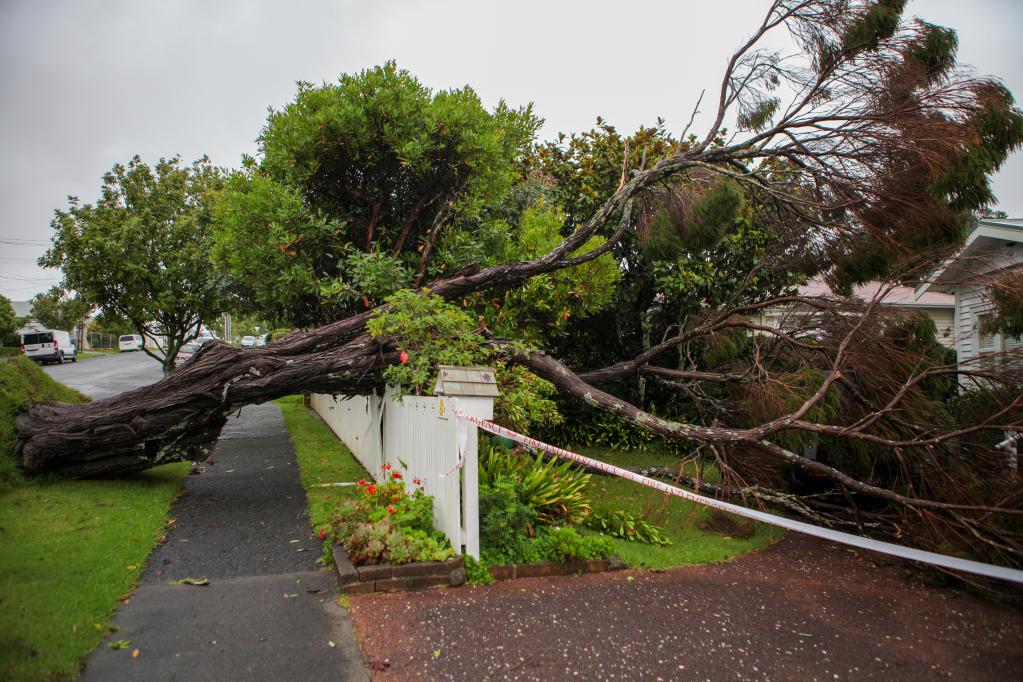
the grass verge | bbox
[572,445,784,569]
[276,395,370,529]
[0,356,189,681]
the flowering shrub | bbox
[327,465,454,565]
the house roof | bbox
[799,276,953,308]
[916,219,1023,295]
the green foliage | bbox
[552,403,659,451]
[367,290,486,394]
[474,202,620,341]
[584,508,672,546]
[463,555,495,585]
[368,290,565,430]
[908,22,959,84]
[0,294,17,339]
[840,0,908,55]
[478,444,592,525]
[492,363,563,432]
[985,271,1023,338]
[215,61,540,327]
[686,178,745,251]
[90,309,134,337]
[41,155,229,372]
[328,479,454,565]
[478,479,536,560]
[932,84,1023,212]
[1,356,90,487]
[534,526,615,562]
[28,287,90,332]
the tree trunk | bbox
[14,332,391,477]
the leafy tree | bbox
[28,287,90,332]
[0,294,17,343]
[90,309,135,337]
[212,62,542,327]
[41,156,229,372]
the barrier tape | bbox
[453,410,1023,585]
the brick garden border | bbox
[332,543,467,594]
[331,542,625,594]
[487,557,626,581]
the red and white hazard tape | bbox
[453,410,1023,585]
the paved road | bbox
[42,350,164,398]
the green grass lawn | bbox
[0,356,189,681]
[276,395,370,529]
[0,465,189,681]
[571,445,784,569]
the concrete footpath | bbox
[80,402,367,682]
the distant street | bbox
[42,350,164,399]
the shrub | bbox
[584,508,672,546]
[327,470,454,565]
[478,444,592,524]
[479,480,535,561]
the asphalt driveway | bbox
[349,533,1023,681]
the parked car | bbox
[194,336,216,348]
[118,334,144,352]
[21,330,77,364]
[175,343,198,366]
[240,335,257,348]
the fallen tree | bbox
[15,1,1023,566]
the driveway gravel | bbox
[349,534,1023,681]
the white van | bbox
[119,334,144,352]
[21,330,77,364]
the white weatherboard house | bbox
[755,276,956,347]
[916,218,1023,364]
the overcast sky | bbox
[1,0,1020,301]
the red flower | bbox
[399,351,409,364]
[387,506,397,514]
[391,471,403,480]
[318,528,327,539]
[383,463,392,471]
[357,479,366,486]
[413,478,422,486]
[365,485,377,495]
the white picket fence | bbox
[310,388,486,558]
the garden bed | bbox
[331,542,466,594]
[330,541,626,594]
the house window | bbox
[977,314,997,352]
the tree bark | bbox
[14,334,390,477]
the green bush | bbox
[479,479,535,560]
[534,526,615,562]
[327,478,454,565]
[479,443,592,524]
[585,508,672,546]
[464,555,496,585]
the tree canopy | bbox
[28,287,90,333]
[41,156,229,372]
[212,62,543,327]
[0,294,17,341]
